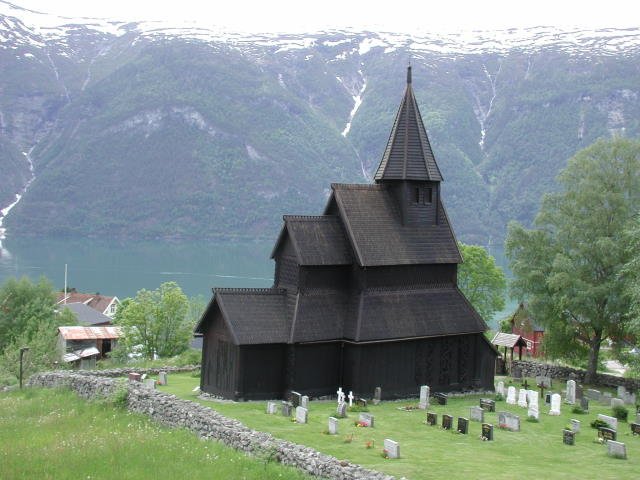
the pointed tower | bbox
[375,66,442,225]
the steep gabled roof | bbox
[270,215,352,265]
[62,302,112,326]
[327,183,461,266]
[374,66,442,182]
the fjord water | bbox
[0,236,274,299]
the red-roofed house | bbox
[57,291,120,318]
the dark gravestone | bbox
[563,429,575,446]
[282,401,293,417]
[290,391,302,408]
[373,387,382,405]
[575,384,584,400]
[426,412,437,426]
[512,365,522,379]
[630,423,640,436]
[356,398,367,408]
[481,423,494,441]
[457,417,469,434]
[442,414,453,430]
[545,393,552,406]
[598,427,617,443]
[434,392,448,405]
[580,397,589,412]
[480,398,496,412]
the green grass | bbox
[159,373,640,480]
[0,387,310,480]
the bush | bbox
[590,419,609,429]
[571,406,586,414]
[612,405,628,421]
[495,393,504,401]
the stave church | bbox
[195,67,497,400]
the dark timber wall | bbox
[200,306,239,399]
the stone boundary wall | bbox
[27,371,393,480]
[512,360,640,392]
[74,365,200,377]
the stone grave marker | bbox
[470,406,484,422]
[536,376,552,388]
[563,429,575,445]
[611,398,624,409]
[301,395,309,409]
[128,373,142,382]
[528,404,539,420]
[143,378,156,389]
[517,388,528,408]
[481,423,494,441]
[512,365,523,379]
[384,439,400,459]
[598,414,618,431]
[348,391,354,407]
[575,384,584,400]
[266,401,279,414]
[545,392,552,406]
[336,387,345,405]
[617,386,627,398]
[158,371,168,386]
[457,417,469,434]
[580,397,589,412]
[623,392,636,405]
[565,380,576,405]
[373,387,382,405]
[282,401,293,417]
[358,412,374,427]
[607,440,627,459]
[295,406,308,424]
[585,389,601,401]
[549,393,561,415]
[434,392,447,405]
[356,398,367,408]
[336,402,347,418]
[630,423,640,435]
[506,386,517,405]
[598,427,617,443]
[498,412,520,431]
[328,417,338,435]
[290,391,302,408]
[480,398,495,412]
[601,392,612,406]
[442,414,453,430]
[419,385,430,409]
[570,419,581,433]
[496,381,505,397]
[426,412,437,426]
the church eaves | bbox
[374,66,443,182]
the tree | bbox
[114,282,191,359]
[505,138,640,382]
[457,242,507,323]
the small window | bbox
[415,187,421,203]
[424,187,433,204]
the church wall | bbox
[200,305,240,399]
[290,343,342,397]
[299,266,350,291]
[238,344,286,400]
[354,264,456,290]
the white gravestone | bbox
[337,387,345,405]
[470,406,484,422]
[549,393,561,415]
[496,381,505,397]
[517,388,528,408]
[328,417,338,435]
[570,419,581,433]
[506,386,517,405]
[566,380,576,405]
[348,391,354,407]
[607,440,627,459]
[419,385,430,409]
[301,395,309,409]
[617,386,627,398]
[611,398,624,409]
[266,401,279,414]
[383,439,400,459]
[597,414,618,431]
[528,390,539,407]
[528,404,539,420]
[358,413,374,427]
[295,406,308,424]
[158,371,168,386]
[143,378,156,389]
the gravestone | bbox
[282,401,293,417]
[336,402,347,418]
[158,371,168,386]
[563,429,575,445]
[141,373,147,381]
[597,414,618,431]
[598,427,617,443]
[528,404,539,420]
[457,417,469,434]
[512,365,523,379]
[358,412,374,427]
[575,384,584,400]
[570,419,581,433]
[506,386,517,405]
[611,398,624,409]
[426,412,437,426]
[348,391,354,407]
[419,385,430,409]
[601,392,612,406]
[585,389,601,401]
[630,423,640,435]
[480,398,495,412]
[336,387,345,405]
[517,388,528,408]
[143,378,156,389]
[295,406,308,424]
[498,412,520,431]
[434,392,447,405]
[384,439,400,459]
[496,381,505,397]
[481,423,494,441]
[373,387,382,405]
[442,414,453,430]
[545,392,552,406]
[328,417,338,435]
[565,380,576,405]
[536,376,552,388]
[266,401,279,414]
[607,440,627,459]
[623,392,636,405]
[356,398,367,408]
[549,393,561,415]
[470,406,484,422]
[290,391,302,408]
[617,386,627,398]
[301,395,309,409]
[128,373,142,382]
[580,397,589,412]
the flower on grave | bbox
[381,449,389,459]
[354,420,367,427]
[365,440,375,449]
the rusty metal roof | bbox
[63,347,100,362]
[491,332,527,348]
[58,326,122,340]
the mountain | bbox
[1,1,640,244]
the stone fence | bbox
[512,360,640,392]
[73,365,200,377]
[27,371,393,480]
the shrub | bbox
[495,393,504,401]
[590,419,609,429]
[571,406,586,414]
[612,405,628,421]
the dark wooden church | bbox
[195,67,497,400]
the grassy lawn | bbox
[0,387,309,480]
[159,373,640,480]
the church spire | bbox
[374,66,442,182]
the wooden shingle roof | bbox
[289,291,349,343]
[491,332,528,348]
[374,66,442,182]
[328,183,461,266]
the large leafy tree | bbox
[457,242,507,323]
[115,282,192,359]
[506,138,640,382]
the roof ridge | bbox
[214,287,286,295]
[331,183,385,190]
[283,215,340,221]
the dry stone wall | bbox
[27,371,393,480]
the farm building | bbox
[57,326,122,369]
[196,67,497,400]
